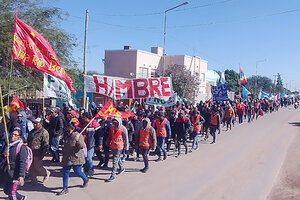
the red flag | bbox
[11,11,76,92]
[9,96,24,112]
[95,99,135,118]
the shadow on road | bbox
[20,183,60,194]
[289,122,300,127]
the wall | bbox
[104,50,137,78]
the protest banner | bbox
[43,73,71,100]
[211,83,229,102]
[11,12,75,92]
[84,75,172,100]
[95,99,135,118]
[145,93,178,107]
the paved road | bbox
[1,107,299,200]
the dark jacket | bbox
[175,116,191,137]
[123,121,135,142]
[8,140,27,180]
[48,114,64,137]
[62,132,86,166]
[100,119,112,146]
[81,120,101,150]
[27,128,49,158]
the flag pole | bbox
[82,9,89,110]
[7,59,14,104]
[79,116,95,136]
[0,85,11,170]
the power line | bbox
[173,0,235,13]
[70,8,300,31]
[92,0,235,17]
[169,8,300,28]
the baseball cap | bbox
[17,114,23,117]
[33,117,42,124]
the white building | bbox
[104,46,209,102]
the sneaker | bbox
[175,154,181,158]
[56,188,69,196]
[20,195,27,200]
[105,176,115,182]
[43,171,51,183]
[140,167,149,173]
[189,149,193,153]
[163,155,167,160]
[82,178,89,188]
[117,168,125,175]
[210,142,216,144]
[88,170,94,177]
[155,157,162,162]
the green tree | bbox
[247,75,275,97]
[276,73,284,93]
[224,69,240,93]
[0,0,77,96]
[165,64,200,103]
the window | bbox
[151,69,158,77]
[139,67,148,78]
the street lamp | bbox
[255,59,267,76]
[162,1,189,77]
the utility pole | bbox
[83,9,89,110]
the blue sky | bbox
[45,0,300,91]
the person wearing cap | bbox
[137,118,156,173]
[46,108,64,163]
[17,113,28,142]
[56,124,88,196]
[105,117,129,182]
[66,110,79,128]
[26,110,35,133]
[2,127,27,200]
[154,111,171,161]
[27,117,50,184]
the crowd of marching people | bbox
[0,96,298,199]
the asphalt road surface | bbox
[1,107,299,200]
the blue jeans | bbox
[238,114,243,124]
[192,132,200,149]
[210,126,217,143]
[84,148,94,172]
[156,137,166,158]
[63,165,87,188]
[50,136,60,161]
[122,149,126,160]
[247,113,252,123]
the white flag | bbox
[43,73,72,100]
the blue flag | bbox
[242,86,249,100]
[211,83,229,102]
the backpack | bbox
[16,142,33,171]
[0,141,32,183]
